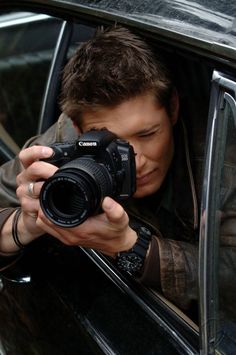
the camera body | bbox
[39,129,136,227]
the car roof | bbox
[60,0,236,48]
[0,0,235,65]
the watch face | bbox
[117,253,143,274]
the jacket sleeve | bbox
[0,114,76,269]
[140,236,198,310]
[140,213,236,312]
[0,113,76,210]
[0,129,57,208]
[0,208,23,271]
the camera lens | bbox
[40,158,113,227]
[47,179,88,217]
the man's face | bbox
[80,93,178,198]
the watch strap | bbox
[132,226,152,258]
[116,225,152,274]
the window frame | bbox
[2,2,236,354]
[0,8,200,353]
[42,16,200,352]
[37,19,72,134]
[199,70,236,353]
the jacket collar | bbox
[172,118,198,230]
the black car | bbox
[0,1,236,354]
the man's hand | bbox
[15,145,56,242]
[37,196,137,256]
[0,145,58,253]
[4,144,137,256]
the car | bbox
[0,0,235,354]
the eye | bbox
[139,131,156,138]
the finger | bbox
[16,161,58,186]
[36,216,62,239]
[36,210,85,246]
[37,207,106,247]
[16,181,46,217]
[25,161,57,181]
[17,181,44,200]
[27,181,45,199]
[19,193,40,214]
[102,196,128,226]
[29,181,44,197]
[19,145,53,169]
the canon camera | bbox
[39,128,136,227]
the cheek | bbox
[160,133,174,163]
[146,131,174,165]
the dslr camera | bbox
[39,128,136,227]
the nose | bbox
[135,151,146,174]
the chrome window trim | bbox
[0,12,51,28]
[38,20,72,133]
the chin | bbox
[133,182,161,198]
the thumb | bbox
[102,196,128,226]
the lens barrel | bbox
[40,158,113,227]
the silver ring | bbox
[28,182,35,197]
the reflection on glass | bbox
[217,95,236,352]
[0,12,62,149]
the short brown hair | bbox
[60,25,174,126]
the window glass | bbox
[217,92,236,352]
[67,22,96,59]
[0,12,62,164]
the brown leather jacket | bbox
[0,113,235,312]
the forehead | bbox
[81,94,167,138]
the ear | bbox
[170,89,179,126]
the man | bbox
[0,25,198,311]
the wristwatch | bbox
[116,226,152,275]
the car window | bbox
[63,18,208,338]
[199,71,236,353]
[0,12,62,164]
